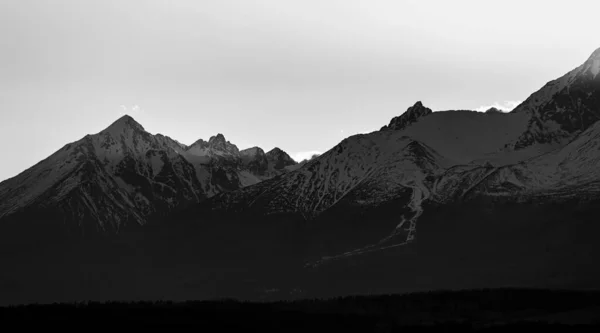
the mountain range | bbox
[0,119,297,233]
[2,47,600,304]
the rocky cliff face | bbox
[380,101,433,131]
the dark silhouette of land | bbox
[2,289,600,331]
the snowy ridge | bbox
[0,115,297,229]
[306,117,600,265]
[210,105,543,259]
[209,47,600,263]
[427,118,600,204]
[211,127,450,224]
[5,46,600,247]
[0,116,206,228]
[509,47,600,149]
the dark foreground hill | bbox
[2,289,600,331]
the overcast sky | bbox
[1,0,598,181]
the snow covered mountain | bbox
[0,115,297,231]
[0,116,205,232]
[4,47,600,304]
[265,147,297,171]
[200,46,600,269]
[238,146,298,178]
[186,134,240,162]
[437,118,600,204]
[240,147,269,175]
[509,47,600,149]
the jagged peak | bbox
[266,147,294,160]
[190,134,228,147]
[381,101,433,131]
[209,133,227,143]
[266,147,295,161]
[265,147,296,169]
[409,101,430,111]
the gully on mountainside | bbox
[306,176,432,267]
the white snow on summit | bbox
[583,47,600,78]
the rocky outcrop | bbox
[380,101,433,131]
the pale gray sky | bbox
[1,0,598,181]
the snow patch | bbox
[238,170,262,187]
[149,154,164,177]
[590,58,600,78]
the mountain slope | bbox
[0,116,206,231]
[509,47,600,149]
[438,118,600,203]
[203,126,454,262]
[0,116,297,231]
[199,47,600,271]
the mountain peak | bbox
[588,47,600,60]
[102,114,145,135]
[381,101,433,131]
[584,47,600,78]
[266,147,296,169]
[240,146,265,157]
[190,138,207,146]
[209,133,226,143]
[509,46,600,149]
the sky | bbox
[0,0,599,181]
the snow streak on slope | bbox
[307,179,430,267]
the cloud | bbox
[117,104,146,117]
[475,100,522,112]
[291,151,322,162]
[357,129,374,134]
